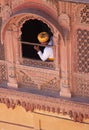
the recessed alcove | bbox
[21,19,53,60]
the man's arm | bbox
[37,48,50,61]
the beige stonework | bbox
[0,0,89,129]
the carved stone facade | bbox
[0,0,89,129]
[71,4,89,97]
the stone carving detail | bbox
[41,77,60,91]
[72,74,89,97]
[18,16,33,28]
[69,3,78,23]
[16,69,38,88]
[0,44,5,60]
[0,63,7,84]
[72,28,89,97]
[58,13,70,31]
[0,87,89,123]
[77,29,89,73]
[80,5,89,24]
[16,67,58,91]
[1,1,12,22]
[11,0,24,9]
[21,58,55,69]
[1,0,24,22]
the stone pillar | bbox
[53,31,60,70]
[60,39,71,97]
[58,13,71,97]
[5,29,18,88]
[12,25,20,64]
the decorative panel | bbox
[21,58,55,70]
[77,29,89,73]
[16,67,60,92]
[72,28,89,97]
[41,76,60,92]
[80,5,89,24]
[73,73,89,97]
[0,62,7,85]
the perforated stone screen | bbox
[80,5,89,24]
[77,29,89,73]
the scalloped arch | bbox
[1,4,65,44]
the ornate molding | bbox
[0,88,89,123]
[16,69,38,89]
[21,58,55,69]
[16,66,59,91]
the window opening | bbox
[21,19,53,61]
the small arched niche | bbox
[21,19,53,60]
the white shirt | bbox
[37,37,54,61]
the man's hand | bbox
[34,45,40,52]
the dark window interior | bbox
[21,19,53,60]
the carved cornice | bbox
[0,88,89,123]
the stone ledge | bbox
[0,87,89,123]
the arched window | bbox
[21,19,53,60]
